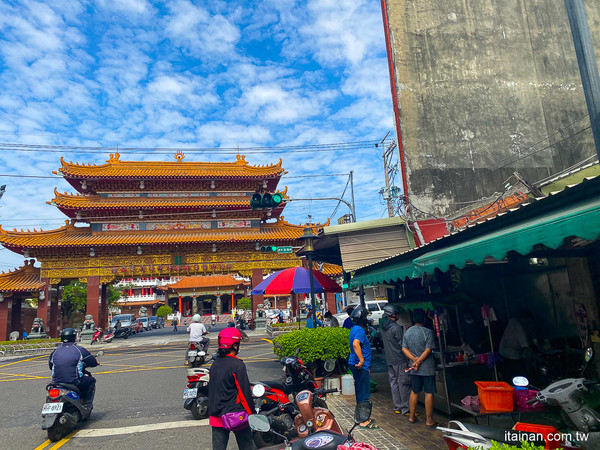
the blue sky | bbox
[0,0,396,270]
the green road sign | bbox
[277,246,293,253]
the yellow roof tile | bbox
[0,260,45,292]
[58,153,285,179]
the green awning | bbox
[350,259,417,288]
[413,195,600,276]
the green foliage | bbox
[273,327,351,363]
[62,281,88,313]
[0,338,60,345]
[270,322,305,329]
[237,297,251,310]
[470,440,547,450]
[156,305,173,318]
[107,285,121,305]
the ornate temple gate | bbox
[0,154,339,337]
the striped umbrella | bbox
[251,267,342,295]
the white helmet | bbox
[192,314,202,323]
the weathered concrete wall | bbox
[385,0,600,217]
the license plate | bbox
[183,388,198,399]
[188,351,197,357]
[42,402,64,414]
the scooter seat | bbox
[47,383,81,394]
[461,423,545,446]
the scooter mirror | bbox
[96,350,104,357]
[248,414,271,432]
[274,342,282,350]
[324,358,336,373]
[295,346,301,356]
[252,384,266,398]
[512,376,529,387]
[354,400,372,424]
[585,347,594,363]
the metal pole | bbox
[565,0,600,159]
[308,252,317,326]
[350,170,356,222]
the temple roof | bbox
[0,218,327,250]
[56,153,285,180]
[0,260,44,293]
[50,189,289,211]
[169,274,245,290]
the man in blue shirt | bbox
[305,307,323,328]
[348,305,378,429]
[342,306,354,329]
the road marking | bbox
[73,419,209,438]
[48,431,78,449]
[34,439,51,450]
[261,338,273,343]
[0,354,47,369]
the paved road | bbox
[0,328,279,449]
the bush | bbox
[237,297,251,310]
[269,322,305,329]
[0,338,60,346]
[156,305,173,318]
[273,327,351,364]
[470,441,547,450]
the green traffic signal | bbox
[260,246,278,252]
[250,192,283,209]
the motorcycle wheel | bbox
[253,430,284,448]
[47,423,64,442]
[190,399,208,420]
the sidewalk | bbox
[329,371,448,450]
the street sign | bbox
[277,246,293,253]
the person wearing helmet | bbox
[348,305,378,429]
[208,328,254,450]
[48,328,99,409]
[381,303,411,416]
[186,314,210,364]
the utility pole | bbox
[381,141,397,217]
[565,0,600,159]
[349,171,356,223]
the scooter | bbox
[249,400,374,450]
[438,348,600,449]
[187,338,210,367]
[114,327,130,339]
[183,366,211,420]
[90,327,114,344]
[41,351,104,442]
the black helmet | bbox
[351,305,369,324]
[383,303,401,318]
[60,328,77,343]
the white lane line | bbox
[74,419,209,438]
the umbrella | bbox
[251,267,342,295]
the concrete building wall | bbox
[385,0,600,216]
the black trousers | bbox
[77,375,96,406]
[211,426,255,450]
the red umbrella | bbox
[251,267,342,295]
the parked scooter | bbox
[438,348,600,450]
[114,327,130,339]
[41,351,104,442]
[183,366,211,419]
[187,338,210,367]
[249,400,374,450]
[90,327,114,344]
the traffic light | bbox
[260,245,277,252]
[250,192,283,209]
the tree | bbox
[237,297,251,310]
[61,281,122,319]
[156,305,173,318]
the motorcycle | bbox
[438,347,600,449]
[251,355,337,447]
[187,338,210,367]
[90,327,114,344]
[41,351,104,442]
[367,323,383,354]
[249,400,374,450]
[114,327,130,339]
[183,366,211,420]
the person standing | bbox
[306,308,323,328]
[324,311,339,327]
[348,305,378,429]
[380,303,411,416]
[211,313,217,327]
[342,306,354,329]
[402,308,437,427]
[172,317,178,332]
[208,328,255,450]
[499,309,533,382]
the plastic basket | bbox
[514,389,544,411]
[475,381,514,411]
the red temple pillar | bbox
[325,292,337,315]
[39,279,50,332]
[251,268,264,327]
[86,275,101,325]
[0,297,12,341]
[178,295,182,314]
[48,287,59,338]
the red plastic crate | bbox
[475,381,515,412]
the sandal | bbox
[359,419,380,430]
[426,422,438,429]
[408,417,419,424]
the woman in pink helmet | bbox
[208,327,255,450]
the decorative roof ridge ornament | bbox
[175,151,185,162]
[107,153,121,163]
[235,154,247,165]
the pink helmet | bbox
[218,327,243,349]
